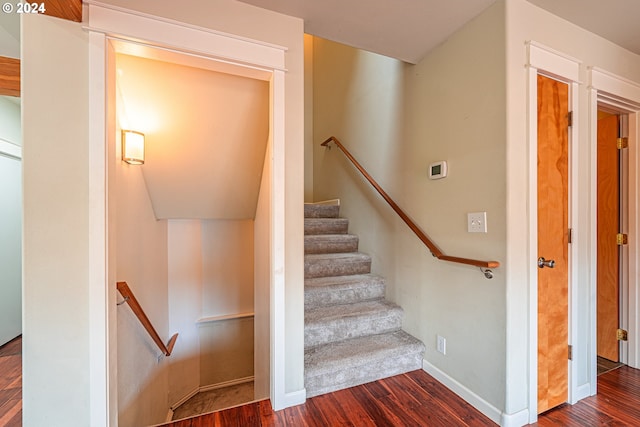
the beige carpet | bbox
[172,382,255,421]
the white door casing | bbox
[86,3,289,424]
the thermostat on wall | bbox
[428,161,447,180]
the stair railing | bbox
[116,281,178,356]
[321,136,499,278]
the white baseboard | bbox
[571,382,592,404]
[283,388,306,408]
[199,376,254,393]
[170,386,200,411]
[500,408,529,427]
[422,359,504,426]
[165,408,174,423]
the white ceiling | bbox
[116,53,269,220]
[238,0,496,64]
[527,0,640,56]
[238,0,640,63]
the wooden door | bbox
[597,113,620,362]
[537,74,569,414]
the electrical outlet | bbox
[437,335,446,355]
[468,212,487,233]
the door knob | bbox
[538,257,555,269]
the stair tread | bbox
[305,252,370,262]
[305,299,401,325]
[305,330,425,375]
[305,274,386,309]
[304,218,349,235]
[305,273,384,289]
[305,234,359,254]
[304,234,358,241]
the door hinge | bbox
[568,228,573,244]
[567,111,573,127]
[617,137,629,149]
[617,233,628,245]
[617,329,628,341]
[568,344,573,360]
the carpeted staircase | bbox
[304,202,425,398]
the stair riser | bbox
[304,236,359,254]
[305,351,423,398]
[304,258,371,279]
[304,204,340,219]
[304,219,349,235]
[305,312,402,348]
[305,285,385,309]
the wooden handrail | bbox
[321,136,500,270]
[116,281,178,356]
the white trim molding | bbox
[0,139,21,159]
[84,1,286,73]
[526,41,581,83]
[525,40,582,423]
[422,360,502,425]
[197,312,254,325]
[588,67,640,379]
[86,3,289,422]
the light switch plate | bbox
[468,212,487,233]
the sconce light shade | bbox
[122,130,145,165]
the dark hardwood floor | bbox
[530,365,640,426]
[0,335,21,427]
[2,335,639,427]
[163,370,495,427]
[164,366,640,427]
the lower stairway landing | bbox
[304,201,425,398]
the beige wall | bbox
[22,3,304,423]
[22,14,91,426]
[304,34,314,202]
[167,218,257,405]
[254,136,272,400]
[201,220,254,316]
[168,220,203,406]
[115,134,170,426]
[100,0,305,396]
[313,0,640,421]
[198,317,254,385]
[312,0,507,412]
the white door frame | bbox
[588,68,640,395]
[86,3,288,424]
[526,41,581,423]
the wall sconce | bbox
[122,130,145,165]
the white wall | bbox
[254,136,272,400]
[22,14,91,426]
[201,220,254,316]
[504,0,640,419]
[0,96,21,347]
[0,12,19,58]
[0,97,20,144]
[115,135,170,426]
[22,2,303,423]
[100,0,305,397]
[167,218,257,405]
[312,0,507,413]
[168,220,203,407]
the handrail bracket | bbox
[116,281,179,356]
